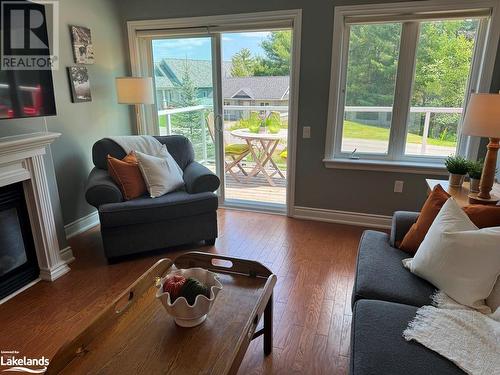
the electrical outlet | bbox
[303,126,311,139]
[394,180,404,193]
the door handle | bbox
[214,114,223,133]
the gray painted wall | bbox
[116,0,500,215]
[1,0,497,241]
[0,0,133,245]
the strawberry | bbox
[162,275,186,301]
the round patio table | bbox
[230,128,287,186]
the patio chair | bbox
[205,112,250,182]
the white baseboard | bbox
[292,206,392,229]
[60,246,75,264]
[64,211,99,239]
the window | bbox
[342,22,402,155]
[325,1,500,170]
[404,19,480,157]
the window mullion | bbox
[387,22,419,160]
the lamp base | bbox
[468,192,499,205]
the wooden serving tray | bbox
[47,252,277,375]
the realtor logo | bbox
[0,0,59,70]
[1,351,49,373]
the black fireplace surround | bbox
[0,182,39,300]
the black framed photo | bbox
[70,25,95,64]
[67,66,91,103]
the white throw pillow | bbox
[135,146,184,198]
[402,198,500,313]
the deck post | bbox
[166,114,172,135]
[201,111,207,163]
[422,110,431,155]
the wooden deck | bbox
[207,164,287,205]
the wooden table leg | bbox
[259,140,284,179]
[247,139,276,186]
[264,293,273,356]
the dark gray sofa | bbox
[350,212,465,375]
[85,135,220,260]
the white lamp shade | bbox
[462,93,500,138]
[116,77,154,105]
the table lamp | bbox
[116,77,154,133]
[462,93,500,204]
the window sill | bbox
[323,158,447,175]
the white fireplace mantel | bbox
[0,132,71,282]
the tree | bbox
[410,20,478,140]
[254,31,292,76]
[343,19,478,141]
[172,60,202,146]
[231,48,255,77]
[174,60,198,108]
[344,23,401,107]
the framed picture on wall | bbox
[70,25,95,64]
[67,66,92,103]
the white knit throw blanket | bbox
[403,292,500,375]
[107,135,163,155]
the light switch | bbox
[303,126,311,139]
[394,180,404,193]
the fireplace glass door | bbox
[0,182,39,300]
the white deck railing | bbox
[344,106,462,154]
[157,104,463,158]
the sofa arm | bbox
[183,161,220,194]
[390,211,419,247]
[85,168,123,208]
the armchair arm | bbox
[183,161,220,194]
[85,168,123,208]
[390,211,419,247]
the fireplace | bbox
[0,132,72,302]
[0,182,39,300]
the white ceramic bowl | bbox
[156,267,223,327]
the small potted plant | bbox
[467,159,483,193]
[445,155,469,187]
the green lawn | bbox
[343,121,456,147]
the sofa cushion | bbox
[351,300,465,375]
[99,191,218,228]
[352,230,436,308]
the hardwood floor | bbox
[0,208,367,374]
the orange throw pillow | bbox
[107,152,147,200]
[399,184,450,254]
[399,184,500,254]
[463,205,500,229]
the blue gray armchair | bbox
[85,135,220,260]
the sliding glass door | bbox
[136,24,294,213]
[220,30,291,207]
[151,36,219,170]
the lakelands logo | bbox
[0,0,59,70]
[1,351,48,373]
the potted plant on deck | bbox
[445,155,469,187]
[468,159,483,193]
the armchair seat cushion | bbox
[99,191,218,228]
[353,230,436,308]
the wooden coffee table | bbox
[46,252,277,375]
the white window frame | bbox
[324,0,500,174]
